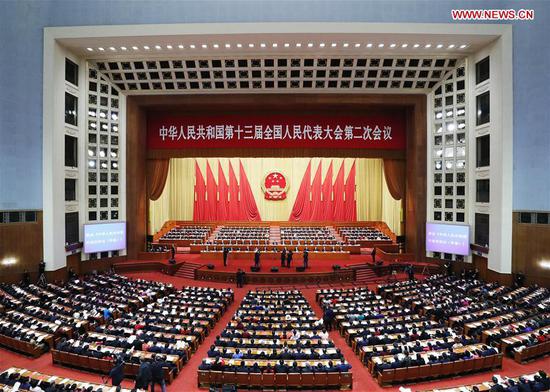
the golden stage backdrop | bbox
[149,158,401,235]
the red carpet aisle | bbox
[0,271,548,392]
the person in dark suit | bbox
[150,355,166,392]
[281,248,287,268]
[303,248,309,269]
[286,250,293,268]
[254,248,261,268]
[490,376,506,392]
[135,359,152,390]
[236,269,245,288]
[371,247,376,264]
[223,247,230,267]
[109,360,125,387]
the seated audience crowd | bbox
[160,225,211,242]
[337,226,391,243]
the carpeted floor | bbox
[0,272,548,392]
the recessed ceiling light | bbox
[213,44,219,48]
[284,43,290,48]
[166,45,173,49]
[413,44,420,48]
[296,43,302,47]
[202,44,208,49]
[178,44,184,49]
[378,43,384,48]
[98,47,104,51]
[109,47,116,51]
[225,43,231,48]
[248,43,254,48]
[354,43,361,48]
[272,43,278,48]
[86,47,93,52]
[459,44,468,49]
[390,43,396,48]
[155,45,161,50]
[190,44,196,49]
[236,43,242,48]
[343,43,349,47]
[120,46,127,51]
[132,46,139,50]
[366,43,373,48]
[448,44,455,49]
[143,46,150,50]
[260,43,266,48]
[425,44,432,48]
[401,44,408,48]
[319,43,325,47]
[307,43,313,48]
[436,44,443,48]
[331,43,337,47]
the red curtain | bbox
[309,162,323,221]
[146,159,170,201]
[289,160,312,221]
[344,160,357,221]
[322,161,334,221]
[227,161,241,220]
[239,160,261,221]
[217,161,228,221]
[193,161,206,221]
[383,159,406,200]
[332,161,346,221]
[205,162,217,221]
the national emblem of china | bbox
[262,172,289,200]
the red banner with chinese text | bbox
[147,113,406,149]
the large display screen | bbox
[426,222,470,256]
[84,222,126,253]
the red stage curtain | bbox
[228,161,240,220]
[205,162,217,221]
[146,159,170,201]
[217,161,229,221]
[344,160,357,221]
[309,162,323,221]
[193,161,206,221]
[289,160,312,221]
[322,161,334,221]
[239,160,261,221]
[383,159,406,200]
[332,161,346,221]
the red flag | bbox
[227,161,240,220]
[205,161,217,221]
[217,160,228,220]
[322,161,334,221]
[309,161,323,221]
[239,160,261,221]
[344,160,357,221]
[193,161,206,221]
[289,160,312,221]
[332,161,346,221]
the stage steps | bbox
[207,226,222,243]
[174,261,203,279]
[270,226,281,244]
[349,264,380,284]
[329,226,345,243]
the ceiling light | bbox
[88,160,96,168]
[248,43,254,48]
[101,162,108,169]
[331,43,337,47]
[284,43,290,48]
[225,44,231,48]
[202,44,208,49]
[343,43,349,47]
[413,44,420,48]
[296,43,302,47]
[366,43,373,48]
[448,44,455,49]
[88,149,94,157]
[111,151,117,158]
[458,123,466,129]
[178,44,184,49]
[236,43,242,48]
[260,43,266,48]
[390,43,396,48]
[86,47,93,52]
[425,44,432,48]
[166,45,173,49]
[113,162,119,169]
[143,46,150,50]
[109,47,116,51]
[120,46,127,51]
[460,44,468,49]
[155,45,161,50]
[308,43,314,48]
[99,150,106,157]
[319,43,325,48]
[190,44,196,49]
[437,44,444,48]
[354,43,361,48]
[132,46,139,50]
[98,47,104,51]
[213,44,219,48]
[112,125,118,132]
[401,44,408,48]
[378,43,384,48]
[447,123,456,131]
[272,43,278,48]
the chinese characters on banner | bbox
[147,114,406,149]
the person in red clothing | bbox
[536,330,547,343]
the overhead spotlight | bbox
[111,113,118,121]
[390,43,396,48]
[101,162,108,169]
[236,43,242,48]
[437,44,444,48]
[178,44,184,49]
[190,44,196,49]
[319,43,325,48]
[86,47,94,52]
[143,46,150,50]
[331,43,337,47]
[307,43,313,48]
[459,44,468,49]
[272,43,278,48]
[296,43,302,47]
[354,43,361,48]
[101,124,108,130]
[110,151,117,158]
[248,43,254,48]
[155,45,162,50]
[132,46,139,50]
[378,43,384,48]
[99,150,106,157]
[425,44,432,48]
[284,43,290,48]
[113,162,119,169]
[413,44,420,48]
[88,160,96,168]
[202,44,208,49]
[401,44,408,48]
[343,43,349,47]
[112,125,118,132]
[213,44,219,48]
[120,46,127,51]
[88,149,94,157]
[225,43,231,48]
[448,44,455,49]
[90,122,96,128]
[98,47,105,51]
[109,47,116,51]
[260,43,266,48]
[458,123,466,129]
[366,43,373,48]
[447,123,456,131]
[166,45,173,49]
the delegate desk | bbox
[193,244,360,255]
[500,326,550,363]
